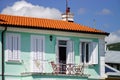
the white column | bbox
[99,39,107,78]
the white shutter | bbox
[31,37,35,60]
[6,34,12,60]
[72,41,74,64]
[31,36,36,72]
[13,36,16,60]
[8,34,12,60]
[38,38,43,72]
[91,42,98,64]
[32,37,37,72]
[67,40,74,64]
[13,36,19,60]
[33,38,40,72]
[33,37,36,60]
[17,35,20,60]
[79,42,82,63]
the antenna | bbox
[66,0,68,10]
[93,19,96,29]
[66,0,68,21]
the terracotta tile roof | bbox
[0,14,109,35]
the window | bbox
[81,42,90,64]
[31,35,45,72]
[57,40,74,64]
[80,41,98,64]
[56,37,74,65]
[59,40,67,46]
[6,33,20,61]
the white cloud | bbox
[78,8,86,14]
[105,30,120,44]
[1,0,62,20]
[96,8,112,15]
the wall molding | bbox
[5,27,105,39]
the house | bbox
[105,51,120,71]
[105,51,120,79]
[0,9,109,80]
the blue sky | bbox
[0,0,120,43]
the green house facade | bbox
[0,14,109,80]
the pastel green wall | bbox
[5,76,21,80]
[2,31,100,80]
[33,75,88,80]
[21,74,88,80]
[4,75,88,80]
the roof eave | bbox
[0,24,110,36]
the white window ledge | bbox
[6,60,23,64]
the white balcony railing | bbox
[50,61,85,75]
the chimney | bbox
[62,7,74,22]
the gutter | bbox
[1,27,7,80]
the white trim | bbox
[6,27,106,39]
[80,39,93,42]
[100,57,106,77]
[0,26,5,30]
[57,37,70,41]
[56,37,70,64]
[99,39,106,77]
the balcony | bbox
[21,61,90,78]
[20,60,90,80]
[50,61,85,75]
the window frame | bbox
[31,35,45,72]
[80,39,98,65]
[80,41,91,64]
[6,33,21,62]
[56,37,75,64]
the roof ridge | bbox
[0,13,68,22]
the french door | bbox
[56,39,74,74]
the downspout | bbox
[1,26,7,80]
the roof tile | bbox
[0,14,109,35]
